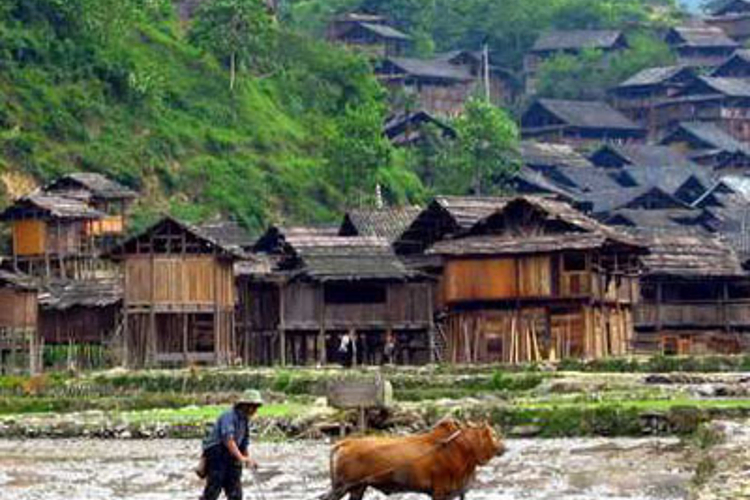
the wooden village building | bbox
[110,217,241,367]
[652,76,750,142]
[524,30,627,94]
[609,66,697,138]
[376,52,518,117]
[660,121,750,172]
[37,279,122,370]
[383,111,456,147]
[0,269,39,374]
[326,13,410,58]
[520,99,647,146]
[239,228,435,366]
[711,49,750,78]
[424,196,645,364]
[664,26,739,68]
[706,0,750,43]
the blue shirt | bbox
[203,408,249,452]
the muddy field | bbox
[0,437,692,500]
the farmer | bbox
[199,389,263,500]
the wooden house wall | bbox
[125,256,235,308]
[281,281,432,330]
[39,306,117,345]
[441,254,638,305]
[384,80,475,117]
[12,220,46,256]
[443,304,632,364]
[0,289,37,328]
[87,215,125,236]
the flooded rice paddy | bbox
[0,437,692,500]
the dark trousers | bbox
[200,445,243,500]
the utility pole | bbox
[483,38,491,104]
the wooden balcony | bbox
[635,300,750,329]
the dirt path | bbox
[0,437,691,500]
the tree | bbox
[324,101,393,207]
[189,0,274,91]
[438,98,520,195]
[536,33,676,100]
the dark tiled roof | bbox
[45,173,137,200]
[665,122,750,155]
[694,76,750,97]
[383,111,456,145]
[434,196,511,229]
[547,166,623,193]
[592,144,699,169]
[340,206,421,243]
[709,0,750,16]
[291,236,414,281]
[520,141,593,169]
[668,26,739,48]
[604,208,711,231]
[582,186,688,214]
[0,270,38,291]
[617,66,692,88]
[381,57,474,81]
[0,192,104,221]
[712,49,750,76]
[197,220,255,251]
[623,165,711,196]
[531,99,643,131]
[39,279,122,310]
[635,231,744,277]
[532,30,624,52]
[359,22,410,40]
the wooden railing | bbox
[635,300,750,328]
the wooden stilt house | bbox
[0,270,39,374]
[38,279,122,370]
[110,216,243,367]
[426,196,646,364]
[239,227,435,366]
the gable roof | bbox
[39,279,122,311]
[531,30,624,52]
[44,173,137,201]
[712,49,750,76]
[686,75,750,97]
[590,144,700,169]
[288,236,415,282]
[110,216,246,259]
[383,111,456,145]
[339,206,422,243]
[709,0,750,16]
[524,99,643,131]
[428,196,643,256]
[520,141,593,169]
[616,65,695,89]
[662,121,750,155]
[358,22,410,41]
[582,186,690,214]
[636,231,745,277]
[666,26,739,48]
[603,208,713,232]
[379,57,474,82]
[0,192,103,221]
[197,220,255,252]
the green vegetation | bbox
[535,32,676,100]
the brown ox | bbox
[320,418,505,500]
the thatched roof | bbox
[520,141,593,169]
[0,193,104,221]
[378,57,474,81]
[340,206,422,243]
[531,30,624,52]
[44,173,137,201]
[524,99,643,131]
[39,279,122,311]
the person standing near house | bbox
[199,390,263,500]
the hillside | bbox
[0,0,419,233]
